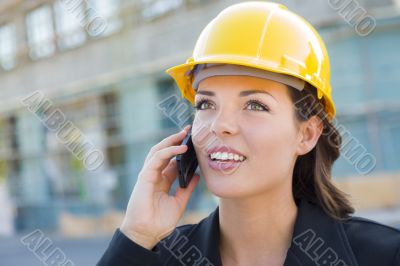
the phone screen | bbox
[176,128,198,188]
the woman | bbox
[98,2,400,265]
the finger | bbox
[147,145,188,173]
[153,125,191,154]
[160,159,179,191]
[174,174,200,210]
[145,125,191,164]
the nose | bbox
[209,108,239,137]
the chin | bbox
[201,168,288,200]
[201,171,255,199]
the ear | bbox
[296,115,323,156]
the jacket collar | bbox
[187,198,358,266]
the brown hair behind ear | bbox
[288,83,354,220]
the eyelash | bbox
[194,98,270,112]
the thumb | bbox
[174,174,200,210]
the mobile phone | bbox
[176,127,198,188]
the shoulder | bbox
[158,207,219,249]
[172,207,219,238]
[169,213,213,238]
[153,210,220,265]
[341,215,400,265]
[342,215,400,247]
[163,211,215,243]
[175,222,199,234]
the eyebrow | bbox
[196,89,277,101]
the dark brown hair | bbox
[287,83,354,220]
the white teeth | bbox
[210,152,245,162]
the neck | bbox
[218,187,298,265]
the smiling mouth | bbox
[208,153,247,162]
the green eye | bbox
[246,100,269,112]
[247,102,264,111]
[194,99,269,112]
[194,99,214,110]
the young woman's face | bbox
[192,75,302,199]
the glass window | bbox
[54,0,86,50]
[0,23,17,70]
[0,116,22,199]
[378,110,400,171]
[87,0,122,36]
[141,0,183,21]
[26,5,56,60]
[43,98,108,202]
[156,78,192,130]
[0,117,12,156]
[332,115,374,177]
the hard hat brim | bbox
[166,59,336,120]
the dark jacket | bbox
[97,199,400,265]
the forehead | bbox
[196,75,289,96]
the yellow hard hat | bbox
[166,1,335,119]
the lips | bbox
[207,157,244,172]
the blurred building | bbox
[0,0,399,235]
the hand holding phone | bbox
[176,127,199,188]
[119,125,200,250]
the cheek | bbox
[192,113,202,133]
[239,122,297,195]
[192,111,212,128]
[242,117,298,168]
[192,114,212,156]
